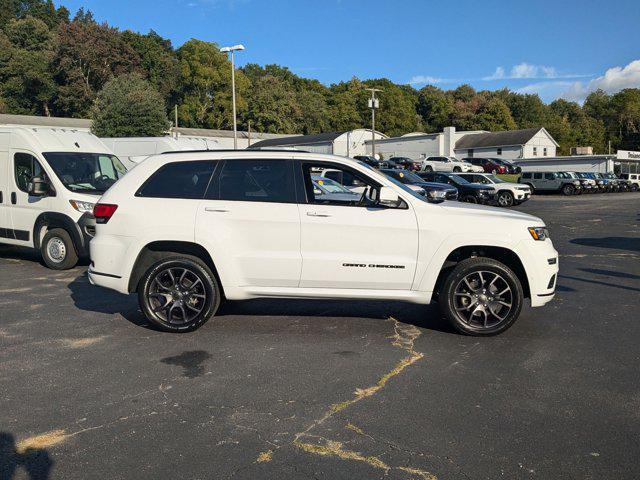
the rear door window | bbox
[214,159,295,203]
[136,161,215,199]
[545,173,555,180]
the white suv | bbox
[89,151,558,336]
[421,156,482,173]
[457,173,532,207]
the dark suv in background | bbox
[462,157,507,174]
[353,155,388,169]
[418,171,495,204]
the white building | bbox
[249,129,387,156]
[514,155,616,173]
[366,126,558,161]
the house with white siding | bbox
[453,127,558,160]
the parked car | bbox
[418,171,496,204]
[519,171,582,196]
[353,155,388,169]
[577,172,606,192]
[593,172,619,192]
[462,157,507,174]
[89,151,558,336]
[421,156,478,173]
[566,171,597,193]
[388,157,421,171]
[619,173,640,191]
[457,173,531,207]
[311,175,361,203]
[601,172,629,191]
[0,126,127,269]
[492,158,521,174]
[380,168,458,201]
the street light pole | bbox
[220,44,245,150]
[365,88,382,158]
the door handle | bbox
[306,211,331,217]
[204,207,229,213]
[11,192,16,205]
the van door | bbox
[7,151,52,246]
[0,149,9,241]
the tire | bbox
[631,184,639,192]
[496,191,514,207]
[41,228,79,270]
[425,166,433,172]
[453,167,461,173]
[526,183,535,194]
[462,195,478,203]
[138,256,221,332]
[439,257,524,336]
[562,184,575,196]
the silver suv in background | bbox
[520,172,582,196]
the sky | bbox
[54,0,640,103]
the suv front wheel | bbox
[138,256,221,332]
[439,257,524,336]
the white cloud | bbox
[408,75,444,85]
[483,63,587,81]
[562,59,640,102]
[483,67,505,81]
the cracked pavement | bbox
[1,194,639,479]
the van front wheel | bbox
[41,228,78,270]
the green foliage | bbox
[0,0,638,155]
[91,73,169,137]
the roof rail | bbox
[160,148,310,155]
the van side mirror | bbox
[28,176,50,197]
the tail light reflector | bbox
[93,203,118,224]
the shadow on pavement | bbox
[558,274,640,293]
[0,432,53,480]
[570,236,640,252]
[66,274,153,330]
[579,268,640,280]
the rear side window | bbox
[545,173,555,180]
[137,161,215,199]
[522,172,531,179]
[215,159,295,203]
[534,173,543,180]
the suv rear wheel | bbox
[41,228,79,270]
[439,257,524,336]
[138,256,221,332]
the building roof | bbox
[250,131,347,148]
[0,113,91,129]
[455,127,558,149]
[172,127,291,141]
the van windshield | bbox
[43,152,127,194]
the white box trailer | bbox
[101,136,220,168]
[0,126,126,269]
[514,155,615,173]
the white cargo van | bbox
[0,126,127,269]
[100,136,220,168]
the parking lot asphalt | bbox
[1,193,639,480]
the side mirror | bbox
[28,176,50,197]
[377,186,401,208]
[426,189,447,204]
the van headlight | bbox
[69,199,96,213]
[528,226,549,241]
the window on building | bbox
[467,149,474,157]
[14,153,47,193]
[137,161,215,199]
[216,159,295,203]
[497,148,502,155]
[543,147,548,156]
[533,147,538,156]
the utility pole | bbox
[174,105,178,128]
[365,88,382,158]
[220,44,245,150]
[247,120,251,147]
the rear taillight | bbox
[93,203,118,224]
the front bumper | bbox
[515,239,559,307]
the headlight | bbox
[573,181,581,186]
[528,226,549,241]
[69,199,95,213]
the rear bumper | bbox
[88,233,133,294]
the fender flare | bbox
[33,212,84,254]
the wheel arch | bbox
[429,245,530,300]
[127,240,224,297]
[33,212,83,253]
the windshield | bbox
[447,174,470,184]
[44,152,127,194]
[312,175,351,193]
[390,170,424,184]
[484,174,504,183]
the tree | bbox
[176,39,249,129]
[0,17,57,115]
[610,89,640,150]
[53,17,140,116]
[475,97,516,131]
[1,0,68,31]
[417,85,454,131]
[121,29,179,102]
[244,75,301,133]
[327,78,364,131]
[361,79,423,136]
[91,73,169,137]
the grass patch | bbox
[497,174,520,183]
